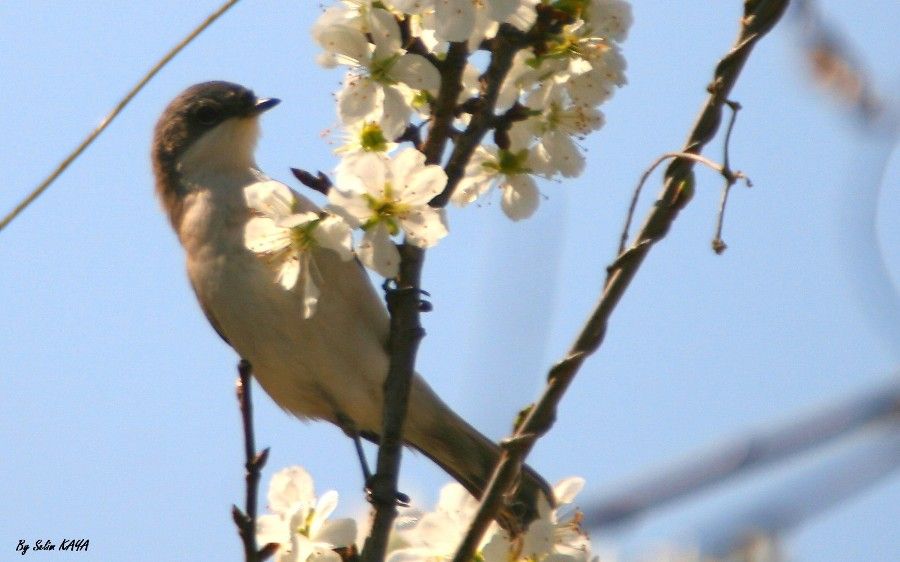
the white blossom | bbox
[329,148,449,278]
[386,482,502,562]
[451,145,541,221]
[243,181,353,319]
[314,7,440,137]
[257,467,357,562]
[392,0,534,43]
[520,82,605,178]
[586,0,633,42]
[313,0,632,224]
[387,476,597,562]
[337,120,398,155]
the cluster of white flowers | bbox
[314,0,631,220]
[256,467,358,562]
[245,1,631,312]
[257,466,597,562]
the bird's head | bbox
[152,81,279,225]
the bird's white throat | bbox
[177,116,262,187]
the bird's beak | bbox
[253,97,281,114]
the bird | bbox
[151,81,551,526]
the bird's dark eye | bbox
[193,103,221,125]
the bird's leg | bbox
[335,413,374,483]
[335,414,410,508]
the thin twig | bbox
[452,2,790,560]
[712,100,746,253]
[432,25,529,205]
[0,0,242,233]
[618,151,732,255]
[232,360,275,562]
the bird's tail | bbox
[404,380,554,530]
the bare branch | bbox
[712,100,749,253]
[618,151,731,256]
[232,360,275,562]
[0,0,242,233]
[431,25,528,205]
[453,2,791,559]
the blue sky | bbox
[1,1,897,561]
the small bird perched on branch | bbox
[151,81,551,527]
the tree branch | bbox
[431,24,528,205]
[363,23,533,561]
[0,0,242,233]
[452,2,791,559]
[232,360,276,562]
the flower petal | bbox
[267,467,315,515]
[399,164,447,206]
[245,217,291,254]
[315,490,339,523]
[553,476,585,505]
[501,174,539,221]
[314,517,357,548]
[346,151,389,197]
[326,190,367,227]
[380,85,412,140]
[358,223,400,278]
[435,0,475,42]
[245,180,296,218]
[338,76,380,124]
[278,255,302,291]
[401,207,448,248]
[256,514,290,547]
[300,257,320,318]
[391,53,441,94]
[542,131,585,178]
[315,24,371,66]
[369,8,402,59]
[313,215,354,261]
[389,147,427,187]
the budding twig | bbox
[711,100,749,254]
[618,151,732,256]
[232,360,276,562]
[452,2,790,560]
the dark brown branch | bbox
[452,2,791,560]
[431,25,527,206]
[360,245,426,562]
[361,40,471,562]
[363,24,532,561]
[421,42,470,164]
[232,360,276,562]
